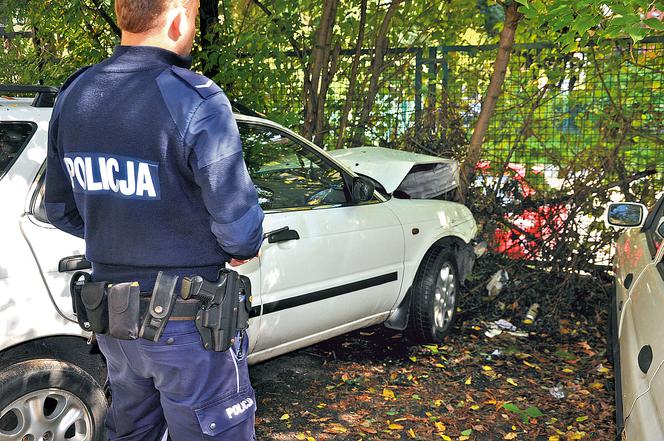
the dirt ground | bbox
[251,294,616,440]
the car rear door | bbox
[19,168,86,323]
[618,195,664,428]
[237,121,405,358]
[0,119,87,349]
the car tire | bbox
[410,247,460,343]
[0,359,107,441]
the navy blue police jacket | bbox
[44,46,264,291]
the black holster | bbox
[181,269,252,352]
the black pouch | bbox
[69,271,91,331]
[80,282,109,333]
[108,282,140,340]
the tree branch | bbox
[354,0,403,142]
[249,0,304,60]
[86,0,121,37]
[335,0,368,150]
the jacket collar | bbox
[101,45,193,71]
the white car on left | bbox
[0,85,481,441]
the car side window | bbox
[32,169,49,223]
[0,122,37,179]
[239,124,349,211]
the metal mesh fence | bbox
[318,37,664,183]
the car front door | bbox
[619,195,664,429]
[237,121,405,358]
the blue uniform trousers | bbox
[96,321,256,441]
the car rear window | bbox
[0,122,37,179]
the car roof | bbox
[1,96,53,123]
[0,92,287,127]
[0,97,35,108]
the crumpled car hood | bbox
[329,147,459,196]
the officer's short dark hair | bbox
[115,0,192,34]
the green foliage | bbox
[502,402,544,423]
[516,0,664,49]
[0,0,117,84]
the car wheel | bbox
[0,359,106,441]
[410,247,460,343]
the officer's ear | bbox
[165,6,187,41]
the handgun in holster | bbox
[180,269,252,352]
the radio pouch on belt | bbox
[80,282,109,333]
[108,282,140,340]
[139,272,179,342]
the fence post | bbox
[440,47,449,90]
[428,46,438,110]
[415,48,423,127]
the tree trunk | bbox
[302,0,340,142]
[313,42,341,146]
[458,1,522,200]
[335,0,368,150]
[353,0,402,145]
[199,0,220,78]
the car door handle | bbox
[58,255,92,272]
[266,227,300,244]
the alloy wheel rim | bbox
[0,388,92,441]
[433,263,456,331]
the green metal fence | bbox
[319,36,664,183]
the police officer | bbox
[44,0,264,439]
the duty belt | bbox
[70,269,252,352]
[139,296,199,321]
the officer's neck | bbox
[120,32,189,57]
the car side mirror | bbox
[658,221,664,238]
[605,203,647,228]
[351,176,375,204]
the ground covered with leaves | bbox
[251,257,616,440]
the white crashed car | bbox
[0,86,481,440]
